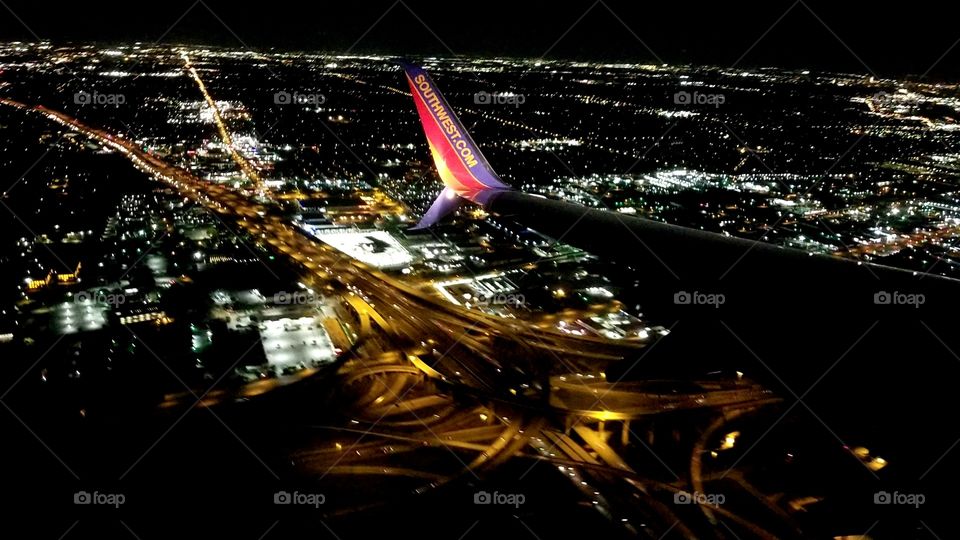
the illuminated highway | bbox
[300,355,785,535]
[183,54,266,194]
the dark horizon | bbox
[1,0,960,80]
[6,38,959,85]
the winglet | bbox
[401,61,511,228]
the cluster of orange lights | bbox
[26,262,82,292]
[120,312,172,326]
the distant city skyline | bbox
[1,0,959,78]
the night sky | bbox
[1,0,959,79]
